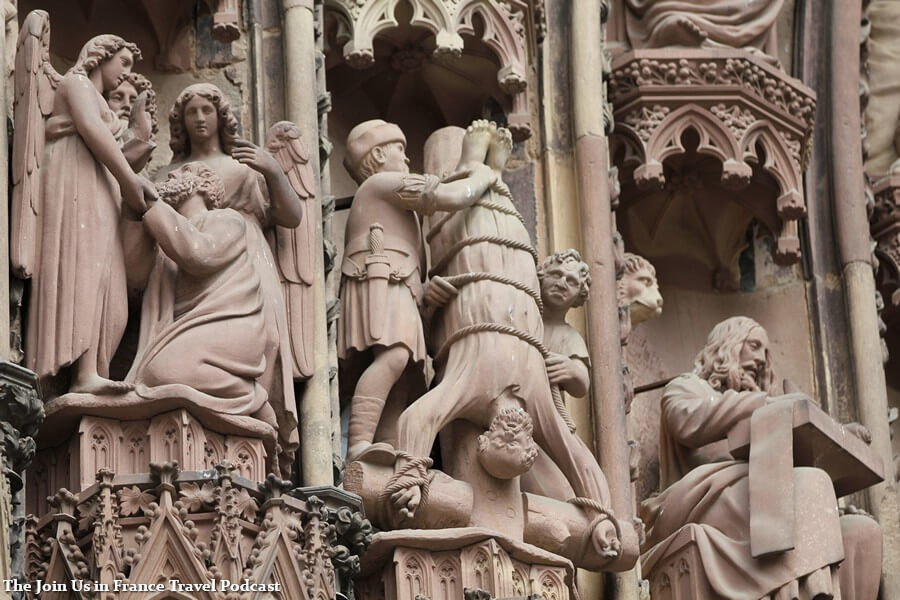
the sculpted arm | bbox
[662,376,768,448]
[231,138,302,227]
[62,76,137,188]
[142,204,244,275]
[370,164,497,216]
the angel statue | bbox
[145,82,317,470]
[11,10,157,395]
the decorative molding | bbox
[25,463,372,600]
[610,49,816,268]
[325,0,539,140]
[873,174,900,309]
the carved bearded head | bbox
[476,408,539,480]
[617,253,663,325]
[693,316,776,393]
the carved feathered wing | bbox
[11,10,62,278]
[266,121,317,380]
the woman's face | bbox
[183,95,219,145]
[99,48,134,92]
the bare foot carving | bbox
[486,126,513,173]
[455,119,495,173]
[591,518,622,559]
[69,375,135,395]
[653,15,708,48]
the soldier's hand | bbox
[424,275,458,308]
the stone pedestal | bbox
[27,409,273,517]
[356,531,575,600]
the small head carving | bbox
[617,253,663,325]
[538,249,591,311]
[694,316,775,393]
[476,408,538,480]
[157,162,225,211]
[344,120,409,184]
[169,83,241,161]
[107,72,158,135]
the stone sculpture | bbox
[385,121,621,558]
[10,10,158,395]
[144,83,317,469]
[624,0,782,56]
[641,316,882,599]
[106,72,157,172]
[338,119,498,461]
[617,252,663,327]
[126,163,282,441]
[537,250,592,401]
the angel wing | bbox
[266,121,317,380]
[11,10,61,278]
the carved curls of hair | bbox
[537,249,592,307]
[169,83,241,161]
[157,162,225,210]
[123,72,159,135]
[70,34,141,78]
[693,316,775,393]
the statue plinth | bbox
[28,405,274,518]
[355,530,576,600]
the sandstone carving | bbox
[344,122,638,587]
[617,252,663,331]
[641,316,883,599]
[338,118,498,462]
[623,0,782,58]
[325,0,537,139]
[11,10,158,395]
[106,72,158,173]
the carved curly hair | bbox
[537,249,592,307]
[157,162,225,210]
[69,34,141,78]
[693,316,775,393]
[169,83,240,161]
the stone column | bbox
[570,0,639,598]
[283,0,333,486]
[828,2,900,596]
[0,1,10,361]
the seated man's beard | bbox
[156,179,194,208]
[738,367,761,392]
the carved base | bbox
[27,409,274,517]
[25,464,371,600]
[355,530,575,600]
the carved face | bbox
[619,266,663,325]
[107,80,138,121]
[540,260,584,310]
[374,141,410,174]
[476,408,538,480]
[183,95,219,146]
[739,326,769,389]
[99,47,134,93]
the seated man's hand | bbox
[424,275,458,308]
[844,422,872,445]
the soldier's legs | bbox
[348,344,411,457]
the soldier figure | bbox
[339,119,497,460]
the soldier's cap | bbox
[344,119,406,177]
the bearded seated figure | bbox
[119,162,278,430]
[641,317,882,600]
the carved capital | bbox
[872,174,900,308]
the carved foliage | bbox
[26,464,366,600]
[872,174,900,308]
